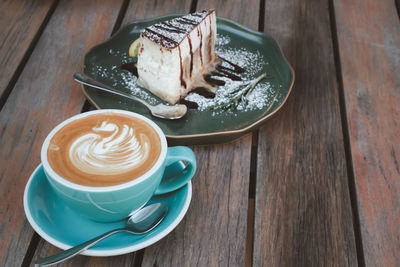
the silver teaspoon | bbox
[35,203,168,266]
[74,73,187,119]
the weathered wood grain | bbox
[121,0,192,24]
[334,0,400,265]
[0,0,123,266]
[140,0,258,265]
[197,0,259,29]
[32,240,136,267]
[0,0,56,99]
[252,0,358,266]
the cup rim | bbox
[41,109,168,192]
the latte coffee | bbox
[47,112,161,187]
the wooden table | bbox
[0,0,399,266]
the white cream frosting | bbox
[69,121,149,175]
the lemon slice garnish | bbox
[129,38,141,57]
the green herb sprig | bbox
[211,73,267,110]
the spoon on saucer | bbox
[74,73,187,120]
[36,203,168,266]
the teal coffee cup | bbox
[41,109,196,222]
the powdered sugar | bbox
[215,34,231,46]
[89,50,158,105]
[184,34,274,113]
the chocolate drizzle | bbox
[154,23,185,34]
[176,18,197,25]
[191,13,203,17]
[218,56,245,73]
[203,74,226,86]
[178,98,198,109]
[212,69,241,81]
[188,36,193,77]
[208,18,213,63]
[141,10,215,49]
[178,88,215,109]
[121,62,138,77]
[178,46,186,88]
[144,28,179,46]
[209,16,212,40]
[199,28,203,65]
[204,56,246,85]
[192,87,216,98]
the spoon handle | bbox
[35,228,127,266]
[74,72,187,120]
[73,73,149,107]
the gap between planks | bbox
[245,130,259,267]
[328,0,366,266]
[0,0,60,113]
[80,0,131,114]
[244,2,265,264]
[21,233,41,267]
[190,0,198,13]
[395,0,400,22]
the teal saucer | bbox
[23,164,191,256]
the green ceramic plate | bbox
[82,15,294,145]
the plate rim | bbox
[23,164,192,256]
[81,15,295,141]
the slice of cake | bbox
[136,10,217,104]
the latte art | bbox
[47,112,162,187]
[69,121,150,175]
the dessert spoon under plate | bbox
[74,73,187,120]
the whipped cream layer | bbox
[47,113,161,187]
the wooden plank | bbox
[333,0,400,265]
[0,0,55,98]
[0,0,123,266]
[121,0,192,23]
[253,0,358,266]
[140,0,258,265]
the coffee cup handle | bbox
[154,146,196,195]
